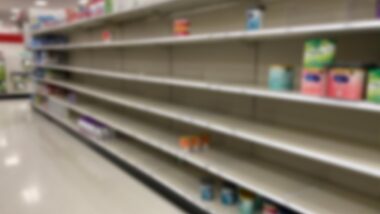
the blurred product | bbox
[179,136,193,151]
[301,69,327,96]
[262,202,280,214]
[327,64,365,100]
[89,0,105,17]
[179,134,211,152]
[173,19,190,36]
[102,30,112,42]
[105,0,113,14]
[377,0,380,18]
[247,6,264,30]
[0,54,7,93]
[78,116,114,139]
[239,190,260,214]
[30,9,67,30]
[200,178,215,201]
[367,67,380,103]
[220,182,238,205]
[303,39,336,69]
[31,35,69,48]
[268,65,294,91]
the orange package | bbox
[179,136,193,151]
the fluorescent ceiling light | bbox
[35,0,48,7]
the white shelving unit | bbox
[36,93,380,214]
[38,78,380,178]
[32,20,380,50]
[36,63,380,113]
[33,103,236,214]
[32,0,228,36]
[32,0,380,213]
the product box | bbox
[173,19,190,36]
[268,65,294,91]
[301,69,327,96]
[367,67,380,103]
[303,39,336,69]
[89,0,105,17]
[327,65,365,100]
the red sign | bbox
[0,33,24,43]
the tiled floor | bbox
[0,100,182,214]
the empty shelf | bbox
[33,104,236,214]
[32,0,226,36]
[37,94,380,214]
[40,78,380,179]
[37,63,380,113]
[33,20,380,50]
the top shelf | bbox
[32,0,227,36]
[32,19,380,50]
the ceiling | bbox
[0,0,78,22]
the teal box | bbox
[367,67,380,103]
[268,65,294,91]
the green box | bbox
[367,67,380,103]
[303,39,336,69]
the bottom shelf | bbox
[33,104,238,214]
[35,94,380,214]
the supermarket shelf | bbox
[37,63,380,113]
[0,93,31,99]
[39,78,380,179]
[33,104,236,214]
[33,19,380,50]
[32,0,228,36]
[39,94,380,214]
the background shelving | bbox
[32,0,380,213]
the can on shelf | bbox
[200,178,215,201]
[220,182,238,205]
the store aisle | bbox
[0,100,182,214]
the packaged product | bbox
[179,136,193,151]
[220,182,238,205]
[262,202,279,214]
[327,64,365,100]
[303,39,336,69]
[268,65,294,91]
[367,67,380,103]
[247,6,265,30]
[173,19,190,36]
[200,178,215,201]
[239,190,257,214]
[301,69,327,96]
